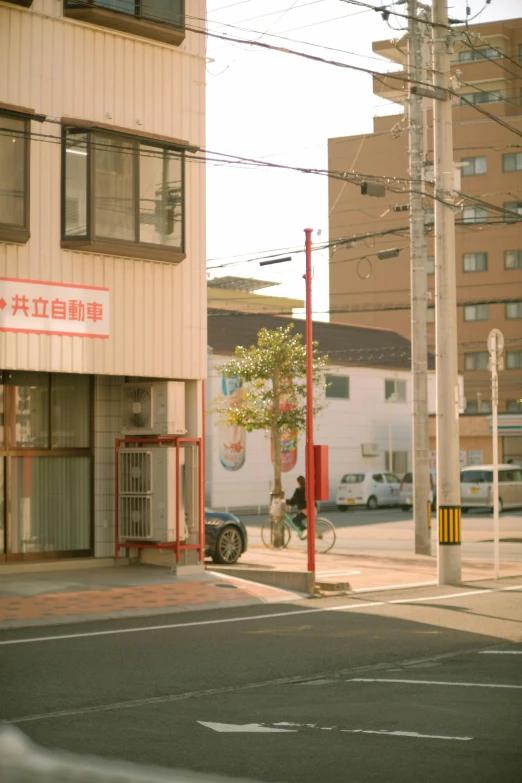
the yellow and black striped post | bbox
[438,506,461,545]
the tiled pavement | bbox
[0,567,305,629]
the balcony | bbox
[63,1,185,46]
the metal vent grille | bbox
[119,496,152,540]
[119,451,152,494]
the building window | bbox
[384,454,408,474]
[62,128,185,262]
[503,153,522,172]
[507,350,522,369]
[385,379,406,402]
[0,111,29,243]
[506,302,522,319]
[461,156,487,176]
[505,250,522,270]
[457,47,502,62]
[325,375,349,399]
[463,252,487,272]
[464,304,488,321]
[463,206,487,224]
[504,202,522,223]
[506,399,522,413]
[0,371,93,558]
[465,399,491,414]
[460,90,502,105]
[63,1,185,46]
[464,351,489,371]
[427,256,435,275]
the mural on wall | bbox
[270,397,297,473]
[219,376,246,471]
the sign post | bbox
[488,328,504,580]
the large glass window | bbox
[464,304,489,322]
[10,457,91,554]
[507,350,522,369]
[503,153,522,172]
[0,113,28,236]
[63,1,184,45]
[9,372,50,448]
[63,128,185,259]
[385,379,406,402]
[51,374,91,448]
[463,206,488,224]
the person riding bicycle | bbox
[287,475,309,538]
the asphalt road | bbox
[1,578,521,782]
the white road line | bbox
[350,678,522,690]
[0,584,520,647]
[479,650,522,655]
[316,571,361,578]
[339,729,472,741]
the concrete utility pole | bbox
[488,328,504,580]
[407,0,431,556]
[432,0,462,584]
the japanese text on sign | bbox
[0,278,110,338]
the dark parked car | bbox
[205,509,247,564]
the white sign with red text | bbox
[0,277,110,338]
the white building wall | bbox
[0,1,206,379]
[206,356,441,510]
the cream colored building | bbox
[0,1,207,564]
[328,17,522,422]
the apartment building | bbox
[328,17,522,424]
[0,1,207,565]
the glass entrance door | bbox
[0,371,93,562]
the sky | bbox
[204,0,519,320]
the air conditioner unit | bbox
[362,442,380,457]
[118,447,187,542]
[121,382,186,435]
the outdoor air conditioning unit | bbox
[121,382,186,435]
[362,442,380,457]
[118,447,187,542]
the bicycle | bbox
[261,510,336,554]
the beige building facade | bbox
[328,17,522,421]
[0,1,207,564]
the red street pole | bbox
[304,228,315,581]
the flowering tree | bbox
[210,323,328,497]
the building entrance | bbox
[0,371,93,562]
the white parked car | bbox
[336,471,401,511]
[461,464,522,512]
[399,471,436,511]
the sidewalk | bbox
[0,564,306,631]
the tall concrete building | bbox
[329,16,522,426]
[0,1,207,565]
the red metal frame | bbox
[114,435,203,564]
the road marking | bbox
[350,678,522,690]
[479,650,522,655]
[1,584,520,647]
[316,570,361,578]
[198,722,297,733]
[199,721,472,741]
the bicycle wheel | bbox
[314,517,336,554]
[261,519,291,550]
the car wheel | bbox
[212,525,243,565]
[337,504,348,512]
[367,495,378,511]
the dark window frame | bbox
[461,156,487,176]
[325,374,350,399]
[463,252,488,273]
[61,125,186,263]
[0,109,31,244]
[505,250,522,270]
[502,152,522,173]
[63,1,185,46]
[464,351,489,371]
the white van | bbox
[336,471,401,511]
[460,464,522,512]
[399,471,436,511]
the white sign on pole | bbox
[0,277,110,338]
